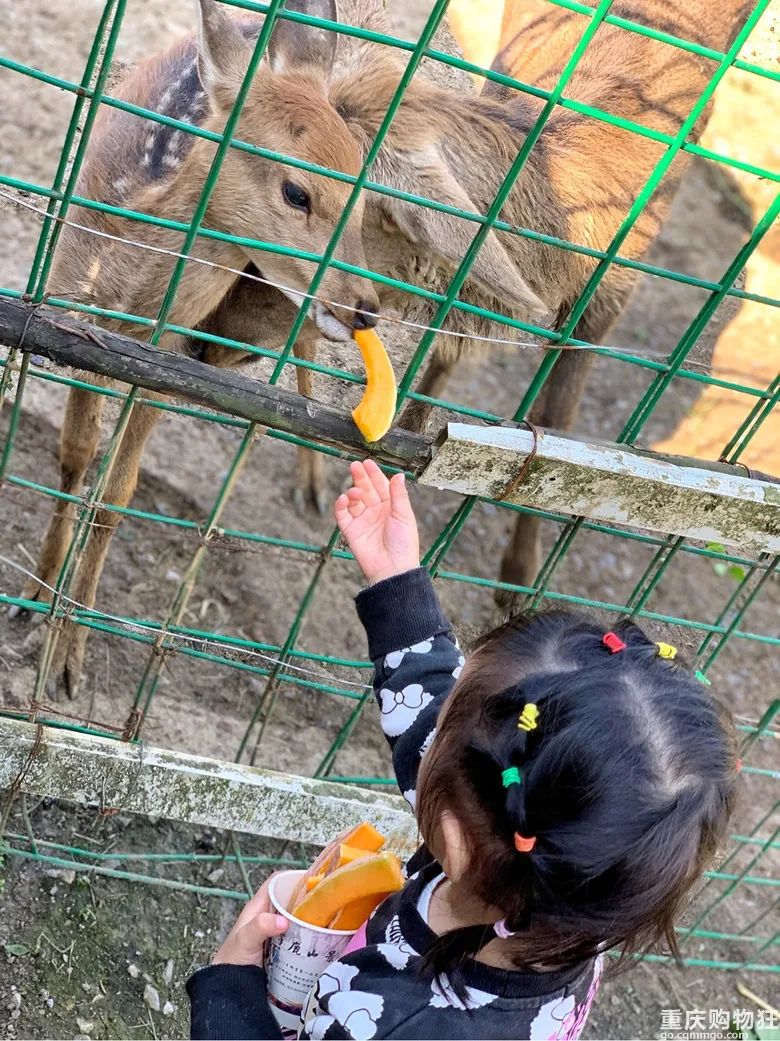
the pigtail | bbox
[498,683,545,845]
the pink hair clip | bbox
[603,632,626,654]
[514,833,536,853]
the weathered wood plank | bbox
[0,298,431,472]
[0,718,418,856]
[420,424,780,554]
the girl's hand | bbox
[212,876,288,967]
[335,460,420,585]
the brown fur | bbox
[23,0,752,694]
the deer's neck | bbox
[438,92,581,301]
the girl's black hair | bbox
[416,611,739,994]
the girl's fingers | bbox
[350,460,380,506]
[388,472,412,520]
[363,458,390,500]
[334,493,351,529]
[233,878,273,928]
[243,912,289,945]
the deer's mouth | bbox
[312,301,353,342]
[276,284,353,342]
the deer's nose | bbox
[352,300,379,330]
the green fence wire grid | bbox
[0,0,778,975]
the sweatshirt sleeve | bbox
[186,965,283,1040]
[355,568,464,810]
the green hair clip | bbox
[502,766,523,788]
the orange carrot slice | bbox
[288,822,386,907]
[352,328,397,444]
[329,891,393,931]
[343,822,385,854]
[292,853,404,928]
[337,844,371,869]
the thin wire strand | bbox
[0,553,371,691]
[3,551,779,735]
[0,188,757,383]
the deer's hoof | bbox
[291,479,329,517]
[492,586,530,626]
[491,599,513,629]
[9,576,55,620]
[46,623,86,701]
[292,486,307,517]
[313,486,329,517]
[45,662,80,701]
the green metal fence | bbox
[0,0,778,975]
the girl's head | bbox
[417,611,739,977]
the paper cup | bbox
[265,870,355,1037]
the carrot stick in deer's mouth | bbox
[352,328,397,444]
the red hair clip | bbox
[514,833,536,853]
[603,632,626,654]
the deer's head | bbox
[197,0,379,340]
[329,38,549,323]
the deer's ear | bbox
[196,0,250,103]
[382,147,547,315]
[267,0,339,75]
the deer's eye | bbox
[283,181,311,213]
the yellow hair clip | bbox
[518,704,539,732]
[657,642,677,660]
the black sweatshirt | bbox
[188,569,601,1040]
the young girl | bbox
[188,460,739,1040]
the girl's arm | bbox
[355,568,462,807]
[336,462,464,806]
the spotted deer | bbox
[16,0,381,695]
[21,0,750,696]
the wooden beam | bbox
[0,717,417,856]
[420,424,780,554]
[0,298,431,472]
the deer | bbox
[16,0,750,698]
[12,0,382,695]
[327,0,751,608]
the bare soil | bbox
[0,2,778,1039]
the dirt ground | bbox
[0,1,778,1039]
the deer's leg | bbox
[292,337,327,516]
[14,383,107,614]
[47,396,163,699]
[495,347,597,618]
[398,348,457,434]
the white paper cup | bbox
[265,870,355,1037]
